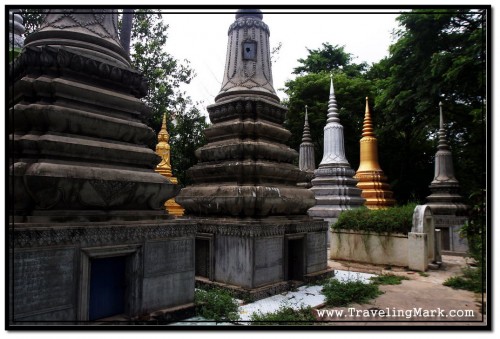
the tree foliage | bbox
[283,9,486,205]
[283,45,374,170]
[371,9,486,203]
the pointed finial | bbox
[439,101,444,130]
[158,112,170,143]
[302,105,312,143]
[437,102,449,150]
[326,76,340,124]
[362,97,375,137]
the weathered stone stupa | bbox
[308,77,365,223]
[155,112,185,216]
[426,102,468,252]
[9,10,196,323]
[176,10,329,297]
[354,97,395,209]
[9,10,25,50]
[298,106,315,188]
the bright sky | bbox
[164,9,403,115]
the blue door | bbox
[89,256,126,320]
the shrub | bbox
[369,274,409,285]
[194,287,240,321]
[332,203,417,234]
[443,267,484,293]
[321,279,382,307]
[250,306,316,325]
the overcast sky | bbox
[164,9,403,115]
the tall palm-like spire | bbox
[354,97,395,209]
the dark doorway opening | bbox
[195,238,210,278]
[89,256,126,321]
[287,238,304,281]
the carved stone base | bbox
[9,219,197,325]
[192,217,328,291]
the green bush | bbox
[321,279,382,307]
[370,274,409,285]
[332,203,417,234]
[250,306,316,325]
[443,267,484,293]
[194,287,240,322]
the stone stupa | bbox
[298,106,316,188]
[9,10,196,323]
[354,97,395,209]
[426,102,468,252]
[176,9,330,298]
[308,76,365,223]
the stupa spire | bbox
[354,97,395,209]
[308,76,365,221]
[298,106,315,187]
[318,76,349,167]
[426,101,468,252]
[155,112,184,216]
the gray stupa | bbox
[176,10,330,298]
[308,77,365,224]
[9,10,196,324]
[9,10,25,49]
[426,102,468,253]
[298,106,316,188]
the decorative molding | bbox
[10,45,147,97]
[12,223,197,248]
[228,17,270,35]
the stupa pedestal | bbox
[177,10,330,298]
[308,77,365,225]
[9,10,195,324]
[354,97,395,209]
[426,102,468,253]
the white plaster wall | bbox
[330,229,408,267]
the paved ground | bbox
[172,254,487,327]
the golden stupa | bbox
[354,97,395,209]
[155,112,185,216]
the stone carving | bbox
[13,223,197,248]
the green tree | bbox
[371,9,486,203]
[283,44,374,170]
[170,105,208,185]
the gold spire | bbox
[354,97,395,209]
[155,112,184,216]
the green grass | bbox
[443,267,485,293]
[250,306,316,325]
[194,287,240,321]
[370,274,409,285]
[418,272,430,277]
[321,279,382,307]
